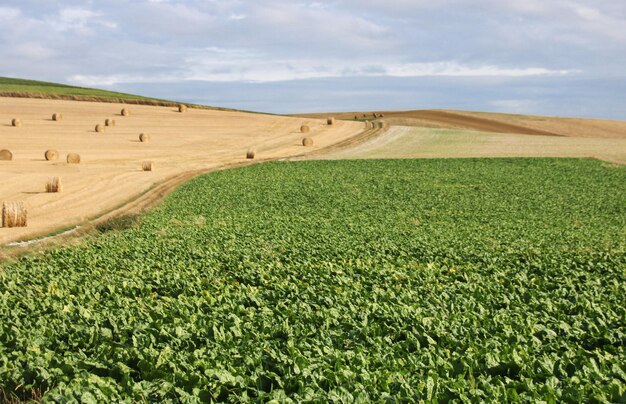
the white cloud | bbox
[228,13,247,20]
[0,6,21,20]
[68,52,574,86]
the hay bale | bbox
[45,149,59,161]
[354,115,358,120]
[52,113,63,121]
[363,114,367,118]
[139,133,151,143]
[380,114,385,118]
[365,120,370,128]
[121,108,129,117]
[378,121,385,129]
[0,149,12,161]
[370,122,375,129]
[105,118,116,127]
[178,104,187,113]
[11,118,21,127]
[373,113,378,118]
[46,177,63,193]
[142,161,154,171]
[95,124,105,133]
[246,149,256,159]
[66,153,81,164]
[300,125,310,133]
[2,201,27,228]
[327,117,335,125]
[302,137,314,147]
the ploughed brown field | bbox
[0,97,364,245]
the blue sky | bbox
[0,0,625,118]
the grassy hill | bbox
[0,77,237,111]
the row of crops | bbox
[1,158,625,401]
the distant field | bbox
[324,126,626,164]
[1,159,624,401]
[297,109,626,139]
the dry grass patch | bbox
[45,177,62,193]
[2,201,27,228]
[0,149,13,161]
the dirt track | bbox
[0,97,365,245]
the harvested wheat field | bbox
[0,97,364,244]
[322,126,626,163]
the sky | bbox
[0,0,625,118]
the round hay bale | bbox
[52,113,63,121]
[178,104,187,113]
[11,118,21,127]
[354,115,358,120]
[95,124,105,133]
[380,114,385,118]
[2,201,27,228]
[302,137,314,147]
[365,120,370,128]
[46,177,63,193]
[121,108,129,117]
[44,149,59,161]
[300,125,310,133]
[378,121,385,129]
[105,118,116,127]
[373,113,378,118]
[370,122,375,129]
[139,133,151,143]
[363,114,367,118]
[142,161,154,171]
[246,149,256,159]
[66,153,81,164]
[0,149,13,161]
[327,117,335,125]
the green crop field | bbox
[1,159,625,401]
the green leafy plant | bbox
[0,158,624,401]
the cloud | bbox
[0,1,624,117]
[69,56,572,86]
